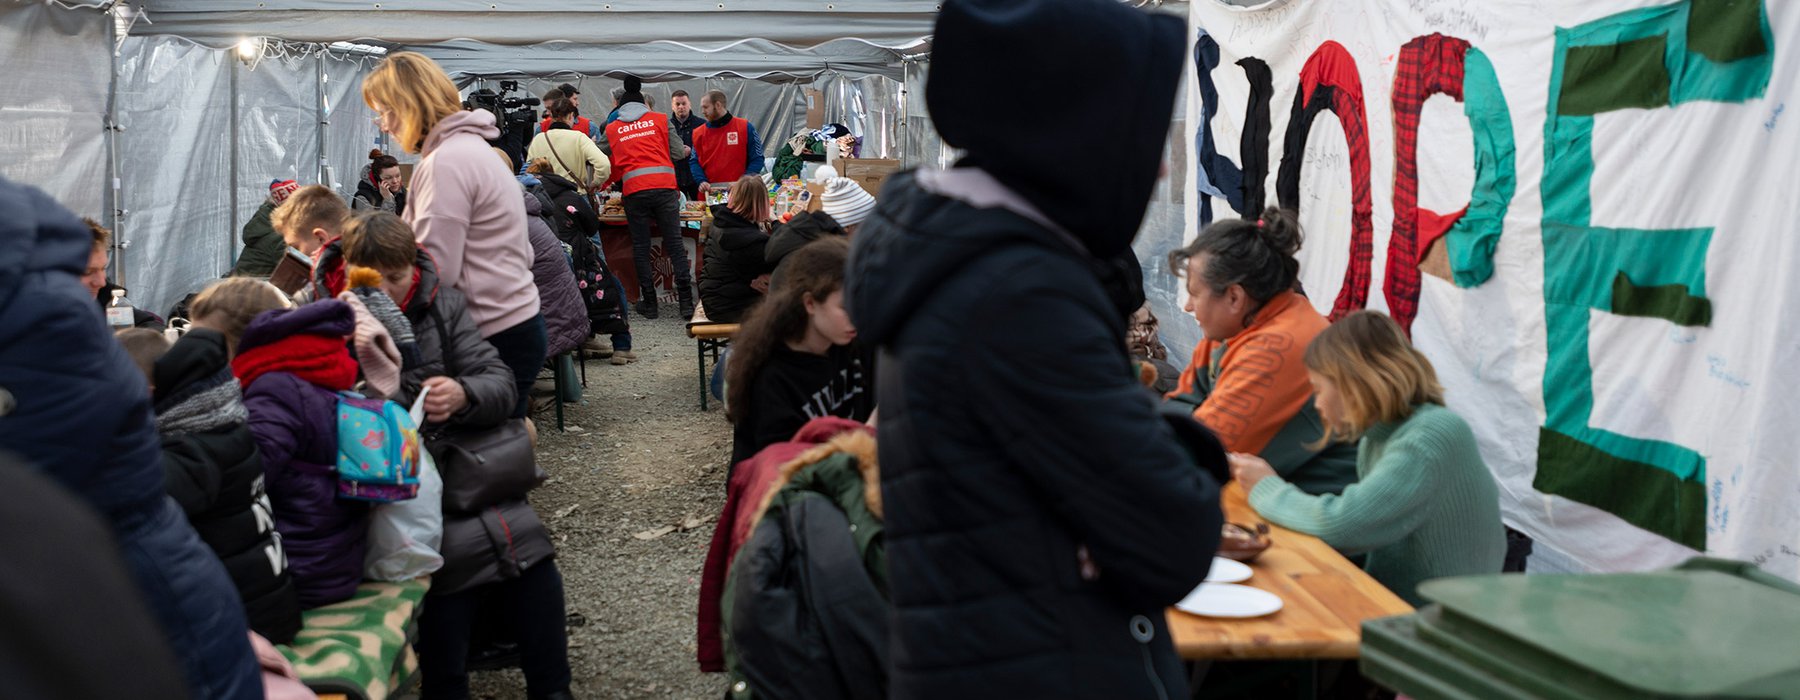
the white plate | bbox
[1204,557,1253,584]
[1176,583,1283,618]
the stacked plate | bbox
[1178,557,1283,618]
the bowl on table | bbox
[1217,522,1271,562]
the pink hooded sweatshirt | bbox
[405,109,541,337]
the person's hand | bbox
[697,182,711,196]
[750,274,771,295]
[420,376,469,423]
[1228,452,1277,492]
[381,179,398,197]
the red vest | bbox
[540,115,593,136]
[692,117,750,184]
[605,112,679,196]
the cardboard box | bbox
[804,89,825,130]
[806,182,825,212]
[839,158,901,197]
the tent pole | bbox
[105,5,125,288]
[229,56,240,273]
[899,61,911,168]
[316,53,328,184]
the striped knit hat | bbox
[815,166,877,227]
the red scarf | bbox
[231,333,359,391]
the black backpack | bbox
[535,184,629,335]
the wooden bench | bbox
[686,321,739,411]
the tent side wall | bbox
[0,2,110,219]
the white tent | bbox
[0,0,965,315]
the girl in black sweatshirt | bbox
[726,237,875,467]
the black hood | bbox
[151,329,231,405]
[848,172,1057,344]
[926,0,1184,258]
[536,172,582,200]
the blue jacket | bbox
[0,176,262,699]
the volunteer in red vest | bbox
[603,76,699,320]
[688,89,765,198]
[536,83,599,141]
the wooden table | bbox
[1167,482,1413,660]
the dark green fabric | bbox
[1611,271,1712,325]
[1559,35,1671,116]
[1169,344,1356,496]
[1534,428,1706,550]
[233,201,285,277]
[1258,399,1360,497]
[1689,0,1768,62]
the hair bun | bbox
[1255,206,1303,258]
[368,148,385,160]
[624,76,642,93]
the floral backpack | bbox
[335,392,422,502]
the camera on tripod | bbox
[466,80,542,168]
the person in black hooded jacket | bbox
[150,327,304,644]
[843,1,1224,698]
[764,209,845,290]
[698,175,773,323]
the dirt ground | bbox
[469,310,732,699]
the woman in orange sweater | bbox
[1166,207,1357,495]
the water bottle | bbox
[107,288,135,329]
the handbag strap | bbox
[548,134,587,186]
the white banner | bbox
[1186,0,1800,578]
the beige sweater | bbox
[526,128,611,194]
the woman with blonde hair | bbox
[361,51,545,420]
[1229,310,1504,605]
[698,175,773,323]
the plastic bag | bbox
[364,447,444,581]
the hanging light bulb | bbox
[237,37,262,62]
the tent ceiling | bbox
[134,1,940,49]
[414,38,916,81]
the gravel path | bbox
[469,309,732,699]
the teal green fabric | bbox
[1249,404,1504,606]
[1446,47,1515,288]
[1536,0,1772,545]
[233,201,285,277]
[1257,398,1359,497]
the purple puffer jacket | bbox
[524,186,591,356]
[238,301,370,609]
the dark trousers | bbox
[417,560,571,700]
[622,188,693,301]
[484,314,548,419]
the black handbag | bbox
[423,308,546,515]
[427,419,545,515]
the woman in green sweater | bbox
[1228,310,1504,605]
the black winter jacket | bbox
[698,209,769,323]
[391,252,554,596]
[843,3,1214,697]
[153,329,303,644]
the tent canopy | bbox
[135,0,938,80]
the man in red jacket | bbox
[604,77,697,320]
[689,90,765,197]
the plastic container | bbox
[106,288,135,329]
[1360,557,1800,699]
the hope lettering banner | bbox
[1186,0,1800,578]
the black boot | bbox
[677,285,696,321]
[635,288,659,319]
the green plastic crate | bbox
[1361,557,1800,699]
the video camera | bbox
[467,80,541,170]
